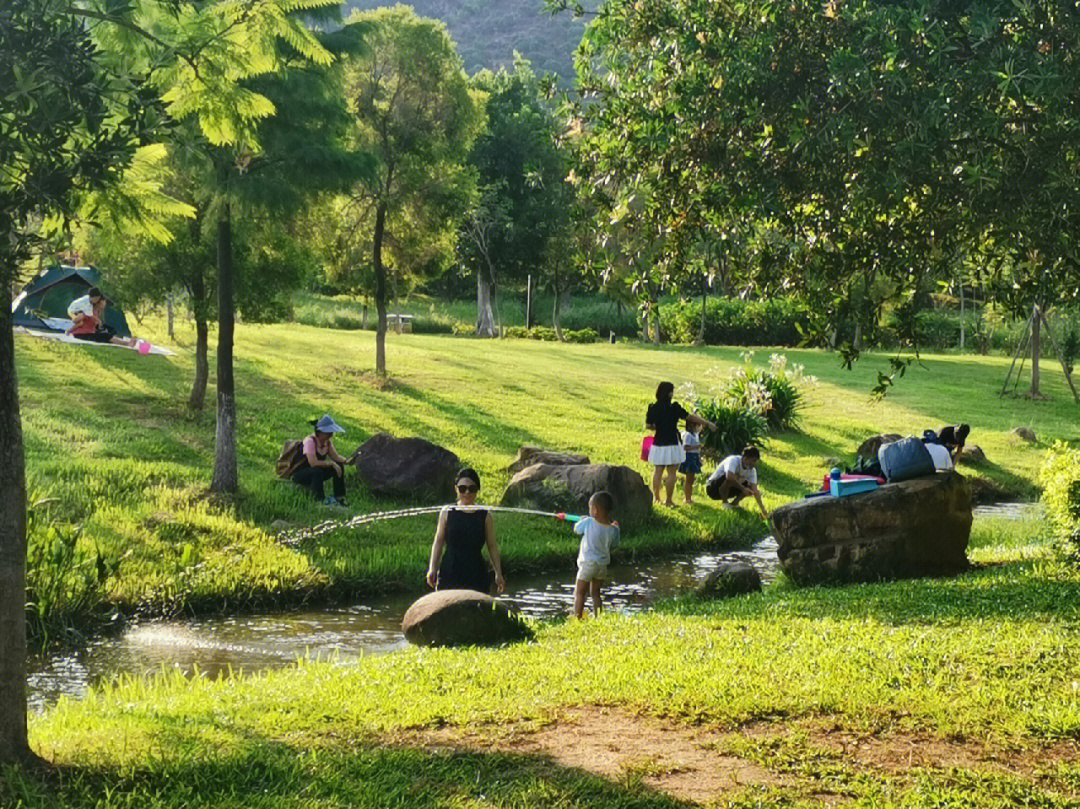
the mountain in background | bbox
[342,0,588,78]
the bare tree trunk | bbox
[188,269,209,411]
[649,301,660,345]
[211,204,238,493]
[190,317,209,410]
[696,283,707,345]
[167,294,175,341]
[552,280,565,342]
[374,203,388,376]
[1031,303,1041,398]
[476,271,496,336]
[361,303,368,330]
[0,280,37,767]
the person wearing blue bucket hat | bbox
[291,414,353,506]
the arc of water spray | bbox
[276,504,583,546]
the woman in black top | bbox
[646,381,716,507]
[426,468,506,594]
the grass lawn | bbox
[7,516,1080,807]
[17,317,1078,638]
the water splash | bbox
[277,505,582,546]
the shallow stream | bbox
[26,502,1033,712]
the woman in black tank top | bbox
[426,468,505,594]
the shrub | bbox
[1041,443,1080,559]
[503,326,597,343]
[25,494,113,646]
[717,352,812,432]
[693,398,768,459]
[658,297,813,346]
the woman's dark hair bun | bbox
[455,467,481,489]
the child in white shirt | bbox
[572,490,620,618]
[680,422,703,504]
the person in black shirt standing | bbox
[645,382,716,507]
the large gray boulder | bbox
[856,434,903,459]
[402,590,529,647]
[695,561,762,599]
[506,446,590,475]
[501,463,652,529]
[771,472,972,585]
[355,433,460,503]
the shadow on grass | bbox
[662,556,1080,626]
[3,738,693,809]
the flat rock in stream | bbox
[402,590,530,647]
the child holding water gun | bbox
[679,421,703,504]
[568,491,620,619]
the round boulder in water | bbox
[402,590,530,648]
[695,561,762,599]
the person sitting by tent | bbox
[66,287,136,347]
[936,424,970,464]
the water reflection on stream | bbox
[26,503,1034,712]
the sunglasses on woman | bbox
[456,483,478,493]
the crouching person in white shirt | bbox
[705,445,769,519]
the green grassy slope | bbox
[18,318,1075,631]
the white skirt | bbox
[648,443,685,466]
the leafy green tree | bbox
[562,0,1080,387]
[0,0,153,767]
[342,5,483,375]
[2,0,356,764]
[462,60,574,336]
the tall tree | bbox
[462,60,574,336]
[343,5,483,376]
[2,0,354,764]
[0,0,150,767]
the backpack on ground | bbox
[877,436,935,483]
[276,439,306,479]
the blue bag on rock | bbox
[877,436,935,483]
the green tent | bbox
[11,265,131,338]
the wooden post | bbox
[525,274,534,330]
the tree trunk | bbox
[362,304,368,330]
[1031,303,1041,398]
[189,317,209,410]
[167,294,175,341]
[697,284,707,345]
[188,269,209,411]
[959,284,965,352]
[0,280,35,766]
[476,271,496,336]
[649,302,660,345]
[373,203,388,376]
[552,282,565,342]
[211,205,238,493]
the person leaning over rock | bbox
[426,467,505,595]
[705,445,769,519]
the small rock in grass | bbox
[270,519,292,532]
[695,561,762,599]
[1010,427,1037,443]
[856,434,903,459]
[957,444,986,465]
